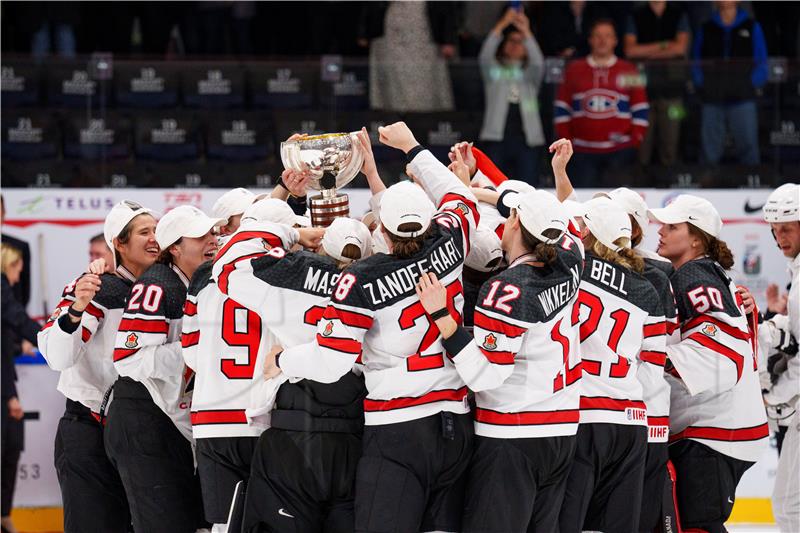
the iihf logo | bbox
[322,322,334,337]
[124,332,139,349]
[483,333,497,350]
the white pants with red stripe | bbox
[773,414,800,532]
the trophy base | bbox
[310,192,349,227]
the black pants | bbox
[243,428,362,533]
[1,399,23,517]
[463,434,576,533]
[355,412,473,533]
[669,440,754,533]
[104,379,205,533]
[559,423,648,533]
[55,399,130,533]
[196,436,259,525]
[639,442,669,532]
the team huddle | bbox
[35,121,799,533]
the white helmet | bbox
[763,183,800,223]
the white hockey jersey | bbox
[38,266,136,416]
[666,257,769,462]
[442,223,585,438]
[113,262,193,441]
[277,149,480,426]
[576,254,667,429]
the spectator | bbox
[0,196,31,309]
[28,1,78,59]
[1,243,40,533]
[554,19,649,187]
[478,7,545,186]
[692,0,768,166]
[539,1,622,58]
[625,1,690,168]
[88,233,114,274]
[360,1,458,111]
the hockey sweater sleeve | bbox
[439,280,528,392]
[181,293,200,371]
[278,272,374,384]
[113,280,183,383]
[38,276,104,371]
[553,66,573,140]
[763,353,800,406]
[636,311,669,424]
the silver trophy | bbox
[280,132,363,227]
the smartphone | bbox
[509,0,522,12]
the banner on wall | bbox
[2,187,789,507]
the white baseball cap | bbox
[581,197,632,252]
[503,190,568,244]
[211,188,260,221]
[465,227,504,272]
[104,200,158,266]
[241,198,298,228]
[379,181,436,238]
[594,187,649,238]
[156,206,227,249]
[322,217,372,264]
[497,179,535,197]
[648,194,722,238]
[562,199,585,220]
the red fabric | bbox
[475,408,580,426]
[471,146,508,185]
[363,387,468,412]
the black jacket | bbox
[1,233,31,308]
[358,2,459,45]
[1,275,41,400]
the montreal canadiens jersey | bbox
[113,262,194,441]
[278,148,480,426]
[577,253,666,429]
[637,258,679,442]
[443,223,585,439]
[666,257,768,462]
[38,268,134,415]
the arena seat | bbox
[62,111,132,160]
[1,61,41,108]
[404,112,481,163]
[134,111,202,161]
[47,64,110,109]
[115,62,180,108]
[78,161,147,188]
[182,64,246,109]
[205,111,273,161]
[449,61,485,112]
[251,64,317,109]
[140,161,224,188]
[335,111,404,164]
[272,111,335,145]
[1,111,60,160]
[1,159,78,188]
[319,64,369,111]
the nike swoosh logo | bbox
[278,508,295,518]
[744,200,765,213]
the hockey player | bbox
[106,205,226,533]
[649,194,769,533]
[265,121,480,532]
[209,212,369,532]
[558,198,665,533]
[185,198,328,531]
[38,200,157,532]
[415,188,584,532]
[759,183,800,532]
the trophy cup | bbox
[280,132,363,227]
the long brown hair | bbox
[383,224,432,259]
[583,233,645,274]
[519,224,559,266]
[688,225,735,269]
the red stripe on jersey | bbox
[184,300,197,316]
[181,331,200,348]
[474,310,527,338]
[643,322,667,338]
[666,320,679,335]
[216,230,283,260]
[363,386,468,412]
[687,332,744,382]
[55,298,73,309]
[323,306,374,330]
[317,334,362,355]
[113,348,139,362]
[84,303,104,319]
[118,318,169,334]
[580,396,646,412]
[479,347,515,365]
[567,220,581,238]
[682,315,750,341]
[81,327,91,343]
[475,407,580,426]
[640,350,667,366]
[217,252,264,295]
[648,416,670,427]
[41,320,54,331]
[191,409,248,425]
[669,423,769,443]
[494,224,505,239]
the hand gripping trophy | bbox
[280,133,364,227]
